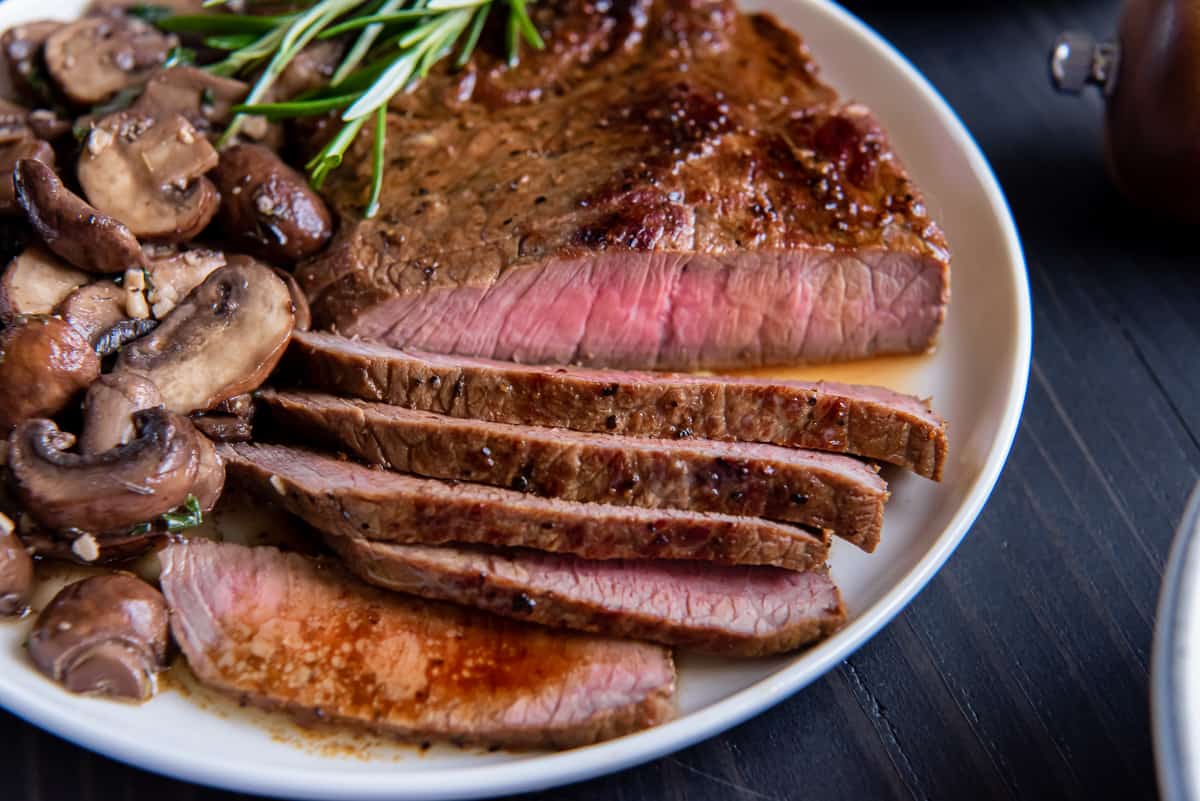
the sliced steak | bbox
[258,389,887,548]
[222,443,829,570]
[160,541,675,749]
[299,0,949,372]
[330,537,846,657]
[286,330,947,480]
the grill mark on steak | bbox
[257,389,888,549]
[284,330,947,479]
[221,442,831,570]
[160,541,675,749]
[297,0,949,371]
[330,537,847,657]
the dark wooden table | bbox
[5,0,1190,799]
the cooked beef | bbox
[222,442,829,570]
[286,330,948,480]
[330,537,846,657]
[298,0,949,371]
[258,389,887,548]
[160,541,675,749]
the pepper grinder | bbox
[1052,0,1200,222]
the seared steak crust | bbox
[285,330,948,480]
[222,442,831,570]
[160,541,676,749]
[257,389,888,547]
[331,537,847,657]
[298,0,949,370]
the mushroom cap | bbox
[269,265,311,332]
[27,574,169,701]
[0,316,99,432]
[43,16,174,106]
[77,110,219,243]
[116,259,295,414]
[7,407,221,533]
[0,529,33,617]
[0,136,54,214]
[13,158,146,274]
[213,144,332,263]
[0,245,89,321]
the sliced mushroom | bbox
[77,110,219,242]
[43,16,175,106]
[270,265,311,331]
[0,245,89,321]
[27,574,169,701]
[0,136,54,214]
[0,523,33,617]
[58,280,126,343]
[134,66,247,139]
[13,159,146,274]
[0,100,70,144]
[0,21,63,105]
[80,372,162,456]
[213,144,332,263]
[8,407,220,533]
[0,317,99,432]
[146,247,224,318]
[115,259,295,414]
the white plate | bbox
[1154,484,1200,801]
[0,1,1031,798]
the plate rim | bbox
[0,1,1032,798]
[1153,484,1200,801]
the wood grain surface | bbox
[1,0,1181,799]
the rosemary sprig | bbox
[153,0,544,216]
[129,495,204,536]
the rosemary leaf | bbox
[456,4,489,67]
[233,92,360,118]
[366,104,387,217]
[509,0,544,50]
[157,13,288,34]
[330,0,405,86]
[307,115,367,188]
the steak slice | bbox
[258,389,888,548]
[298,0,949,372]
[330,537,846,657]
[222,443,830,570]
[160,541,675,749]
[286,330,948,480]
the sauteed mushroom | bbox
[271,265,311,332]
[0,21,62,104]
[27,574,169,701]
[0,245,88,320]
[0,136,53,213]
[77,110,219,242]
[43,16,174,106]
[133,66,248,139]
[213,144,332,263]
[115,259,295,413]
[145,247,224,318]
[58,280,128,344]
[13,158,146,273]
[0,521,33,617]
[80,372,162,456]
[0,316,99,432]
[7,407,223,534]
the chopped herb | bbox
[130,495,204,536]
[163,45,197,67]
